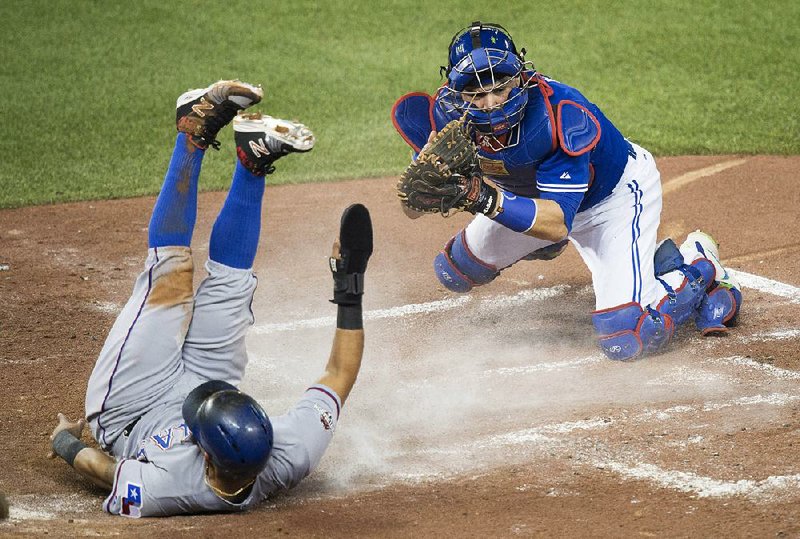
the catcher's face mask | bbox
[439,21,535,139]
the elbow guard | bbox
[434,231,498,292]
[592,302,675,361]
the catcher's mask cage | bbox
[182,380,274,479]
[438,21,537,143]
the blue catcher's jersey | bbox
[431,75,634,229]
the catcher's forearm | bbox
[488,191,567,241]
[52,431,115,489]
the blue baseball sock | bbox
[148,133,204,248]
[209,161,266,269]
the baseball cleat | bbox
[176,80,263,150]
[234,112,315,176]
[680,230,740,290]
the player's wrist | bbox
[52,430,87,467]
[336,304,363,329]
[468,178,501,217]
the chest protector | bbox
[391,76,602,198]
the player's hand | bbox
[47,413,86,459]
[400,130,439,221]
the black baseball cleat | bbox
[234,112,315,176]
[176,80,263,150]
[330,204,373,305]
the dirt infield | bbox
[1,155,799,537]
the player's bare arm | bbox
[49,413,115,489]
[318,204,373,404]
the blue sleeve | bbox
[536,150,590,232]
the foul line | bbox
[661,158,747,196]
[728,269,800,303]
[600,461,800,500]
[252,286,569,334]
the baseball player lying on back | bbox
[393,21,743,360]
[48,81,374,517]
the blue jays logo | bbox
[121,482,142,518]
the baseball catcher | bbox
[49,80,373,516]
[392,22,743,360]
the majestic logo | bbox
[121,482,143,518]
[191,98,214,118]
[249,138,271,158]
[560,171,572,180]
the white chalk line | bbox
[4,493,96,522]
[714,355,800,380]
[484,355,603,376]
[407,390,800,499]
[250,269,797,336]
[597,461,800,500]
[251,285,569,334]
[729,269,800,303]
[662,158,747,196]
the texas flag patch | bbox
[121,482,143,518]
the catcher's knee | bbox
[434,231,498,293]
[592,303,675,361]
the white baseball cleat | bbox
[680,230,740,290]
[234,112,315,176]
[176,80,264,149]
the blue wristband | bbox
[493,194,538,233]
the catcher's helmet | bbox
[440,21,534,137]
[182,380,273,479]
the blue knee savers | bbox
[592,303,675,361]
[695,285,742,334]
[434,231,498,292]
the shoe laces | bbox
[200,101,244,150]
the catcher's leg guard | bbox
[434,230,498,292]
[655,258,715,326]
[592,302,675,361]
[695,285,742,335]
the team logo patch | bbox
[120,482,143,518]
[479,157,509,176]
[313,403,334,431]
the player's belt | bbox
[122,416,141,437]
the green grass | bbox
[1,0,798,208]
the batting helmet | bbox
[439,21,534,137]
[182,380,273,479]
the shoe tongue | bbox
[229,95,253,108]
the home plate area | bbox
[242,267,800,505]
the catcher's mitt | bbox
[397,118,481,216]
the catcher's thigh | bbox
[463,213,555,270]
[85,247,194,450]
[569,143,663,310]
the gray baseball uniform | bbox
[85,246,340,517]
